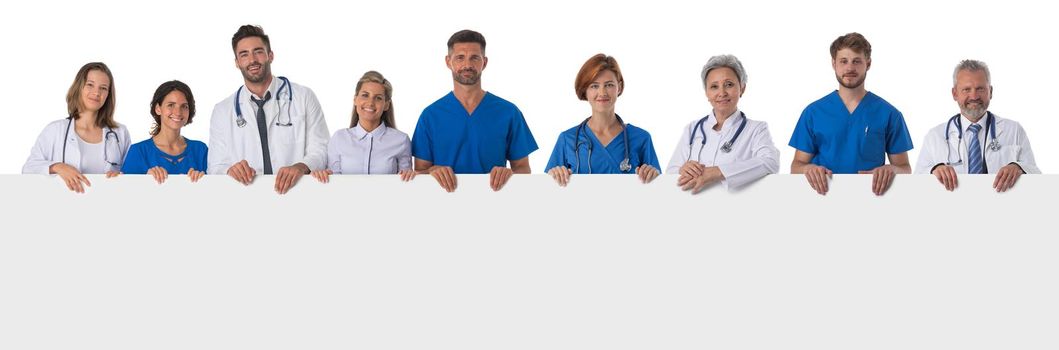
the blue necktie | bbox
[251,91,273,175]
[967,124,985,174]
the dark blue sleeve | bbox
[120,142,149,174]
[886,110,914,154]
[190,140,209,172]
[506,107,538,161]
[640,130,661,170]
[788,107,818,154]
[544,133,567,173]
[411,110,433,162]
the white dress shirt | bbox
[207,76,330,174]
[915,112,1039,174]
[327,124,412,174]
[665,110,780,188]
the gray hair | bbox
[701,54,748,90]
[953,59,991,86]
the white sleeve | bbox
[914,128,943,174]
[398,136,413,172]
[914,131,940,175]
[1012,122,1040,174]
[665,121,694,174]
[22,123,60,174]
[326,130,342,174]
[717,122,779,189]
[117,125,132,171]
[207,102,235,175]
[296,88,329,171]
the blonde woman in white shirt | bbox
[312,71,414,182]
[666,54,779,193]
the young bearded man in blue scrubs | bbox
[789,32,913,196]
[412,29,538,192]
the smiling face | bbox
[832,48,870,89]
[154,90,190,134]
[446,42,487,86]
[704,67,743,118]
[80,69,110,113]
[952,69,992,120]
[354,81,389,126]
[234,36,273,84]
[584,70,622,114]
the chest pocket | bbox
[859,128,886,164]
[986,144,1021,164]
[270,102,299,146]
[473,117,510,166]
[481,135,508,164]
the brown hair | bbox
[349,71,396,129]
[574,54,624,100]
[149,80,196,136]
[65,62,117,129]
[232,24,271,56]
[829,32,872,60]
[447,29,486,54]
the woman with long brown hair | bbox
[23,62,131,193]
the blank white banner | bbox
[1,174,1056,350]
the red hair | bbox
[574,54,624,100]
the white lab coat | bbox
[22,118,132,174]
[208,77,329,174]
[665,110,780,188]
[915,112,1040,174]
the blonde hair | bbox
[350,71,396,129]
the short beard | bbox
[835,74,865,90]
[452,69,481,86]
[241,64,271,84]
[960,104,988,120]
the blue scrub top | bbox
[545,120,660,174]
[411,92,538,173]
[788,91,913,174]
[121,138,208,174]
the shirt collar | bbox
[960,111,989,133]
[245,76,281,101]
[350,123,389,140]
[707,109,743,131]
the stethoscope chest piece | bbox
[944,112,1001,165]
[573,115,633,173]
[687,112,748,162]
[989,139,1001,151]
[720,141,734,153]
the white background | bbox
[1,0,1054,174]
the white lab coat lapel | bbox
[983,118,1015,172]
[945,124,969,173]
[235,79,281,171]
[699,110,742,167]
[62,119,82,170]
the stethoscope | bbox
[234,76,293,128]
[569,114,631,173]
[61,117,120,167]
[944,111,1000,165]
[686,111,748,162]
